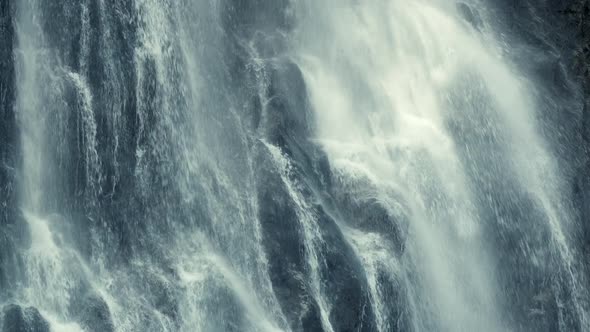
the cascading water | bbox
[292,1,589,330]
[1,0,589,331]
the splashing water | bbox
[2,0,588,331]
[293,0,588,331]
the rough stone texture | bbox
[1,305,50,332]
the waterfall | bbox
[292,0,588,330]
[1,0,588,331]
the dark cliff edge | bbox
[494,1,590,328]
[0,0,25,302]
[560,0,590,273]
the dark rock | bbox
[314,207,376,332]
[457,2,483,30]
[265,60,312,151]
[255,145,325,332]
[334,189,407,256]
[0,212,29,300]
[200,279,247,332]
[374,268,411,331]
[69,292,114,332]
[481,187,564,331]
[1,304,50,332]
[141,268,180,326]
[221,0,293,37]
[0,0,18,237]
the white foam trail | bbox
[14,0,73,318]
[14,1,111,328]
[20,212,86,322]
[98,1,291,330]
[173,232,284,332]
[263,141,335,332]
[344,226,401,332]
[67,72,102,200]
[15,0,47,213]
[44,313,85,332]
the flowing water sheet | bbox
[0,0,589,331]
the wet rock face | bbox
[0,0,22,303]
[333,188,407,257]
[221,0,293,36]
[255,145,324,332]
[0,0,15,150]
[265,61,312,152]
[254,54,379,329]
[457,2,483,30]
[315,206,376,332]
[486,191,563,331]
[0,2,12,182]
[552,0,590,262]
[0,219,28,300]
[1,305,50,332]
[70,292,115,332]
[503,1,590,317]
[256,148,378,332]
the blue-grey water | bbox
[1,0,589,331]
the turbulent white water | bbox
[295,2,503,331]
[3,0,589,331]
[292,0,587,330]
